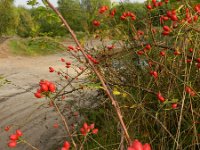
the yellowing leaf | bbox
[122,93,127,98]
[113,88,121,95]
[113,90,121,95]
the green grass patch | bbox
[9,37,65,56]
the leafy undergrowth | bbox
[9,37,65,56]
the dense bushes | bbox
[0,0,18,36]
[16,7,35,37]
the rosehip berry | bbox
[34,92,42,98]
[158,2,163,6]
[186,59,192,63]
[145,44,151,50]
[5,126,10,131]
[63,141,70,149]
[163,25,170,32]
[143,143,151,150]
[163,16,169,21]
[137,50,144,55]
[53,123,59,128]
[189,48,193,52]
[107,45,114,50]
[146,5,152,10]
[174,51,181,55]
[157,92,165,102]
[189,91,196,97]
[49,83,56,92]
[197,63,200,68]
[92,128,98,134]
[131,139,143,150]
[194,15,198,22]
[10,134,18,140]
[160,51,166,56]
[49,67,54,73]
[66,65,70,68]
[8,141,17,148]
[165,0,169,3]
[80,128,87,136]
[110,9,116,17]
[90,123,95,129]
[150,71,158,78]
[61,58,65,62]
[196,58,200,63]
[185,86,192,93]
[120,15,126,20]
[66,62,71,65]
[153,2,158,7]
[171,15,178,21]
[68,45,74,50]
[83,122,88,130]
[16,130,23,137]
[172,103,177,109]
[40,84,48,92]
[162,31,170,36]
[93,20,100,27]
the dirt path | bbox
[0,39,88,150]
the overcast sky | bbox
[15,0,145,7]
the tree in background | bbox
[0,0,18,36]
[80,0,111,15]
[30,6,65,36]
[57,0,111,32]
[58,0,86,31]
[16,7,35,37]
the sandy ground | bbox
[0,38,92,150]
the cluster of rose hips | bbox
[194,4,200,15]
[34,80,56,98]
[185,86,196,97]
[120,11,136,21]
[150,71,158,79]
[107,45,115,50]
[160,10,179,35]
[110,9,116,17]
[60,57,72,69]
[60,141,70,150]
[80,123,98,136]
[93,20,101,27]
[8,130,23,148]
[128,139,151,150]
[67,45,81,52]
[146,0,166,10]
[157,92,178,109]
[137,44,151,55]
[86,54,99,64]
[185,8,198,23]
[162,25,171,36]
[93,6,109,27]
[99,5,108,14]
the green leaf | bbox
[84,82,103,89]
[27,0,39,6]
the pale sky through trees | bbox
[15,0,145,7]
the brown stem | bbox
[52,100,77,149]
[44,0,131,145]
[21,139,39,150]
